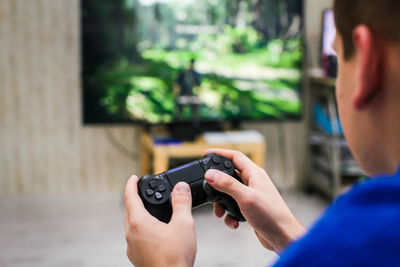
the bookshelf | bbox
[306,72,364,198]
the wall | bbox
[0,0,333,195]
[0,0,139,194]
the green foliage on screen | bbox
[82,0,303,123]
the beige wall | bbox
[0,0,333,195]
[0,0,139,194]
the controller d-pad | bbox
[144,179,169,203]
[149,181,157,189]
[212,156,222,164]
[145,189,154,196]
[224,161,233,169]
[157,184,166,192]
[155,192,163,200]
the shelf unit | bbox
[306,73,364,198]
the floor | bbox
[0,190,328,267]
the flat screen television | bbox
[81,0,304,125]
[320,8,337,77]
[321,8,336,58]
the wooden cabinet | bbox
[140,131,266,175]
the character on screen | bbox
[174,59,202,122]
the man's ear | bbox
[352,25,384,110]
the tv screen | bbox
[82,0,303,124]
[322,8,336,58]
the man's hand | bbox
[124,175,197,267]
[204,149,306,253]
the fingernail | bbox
[206,169,219,183]
[175,182,190,193]
[228,221,237,230]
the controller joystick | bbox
[138,153,246,223]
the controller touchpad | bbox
[165,162,204,186]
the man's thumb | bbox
[170,182,193,224]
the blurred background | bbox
[0,0,362,266]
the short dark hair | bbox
[334,0,400,60]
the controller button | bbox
[201,157,211,165]
[224,161,233,169]
[203,180,218,195]
[155,192,163,200]
[157,184,166,192]
[206,183,212,191]
[145,189,154,196]
[212,156,222,164]
[149,181,157,189]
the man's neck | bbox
[384,48,400,171]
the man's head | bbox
[333,0,400,175]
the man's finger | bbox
[224,214,239,230]
[214,202,225,218]
[170,182,193,225]
[205,169,249,201]
[124,175,146,218]
[205,148,259,175]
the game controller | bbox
[138,153,246,223]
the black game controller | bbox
[138,153,246,223]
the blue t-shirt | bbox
[273,166,400,267]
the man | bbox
[174,59,202,122]
[124,0,400,266]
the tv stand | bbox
[140,130,266,175]
[167,121,228,141]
